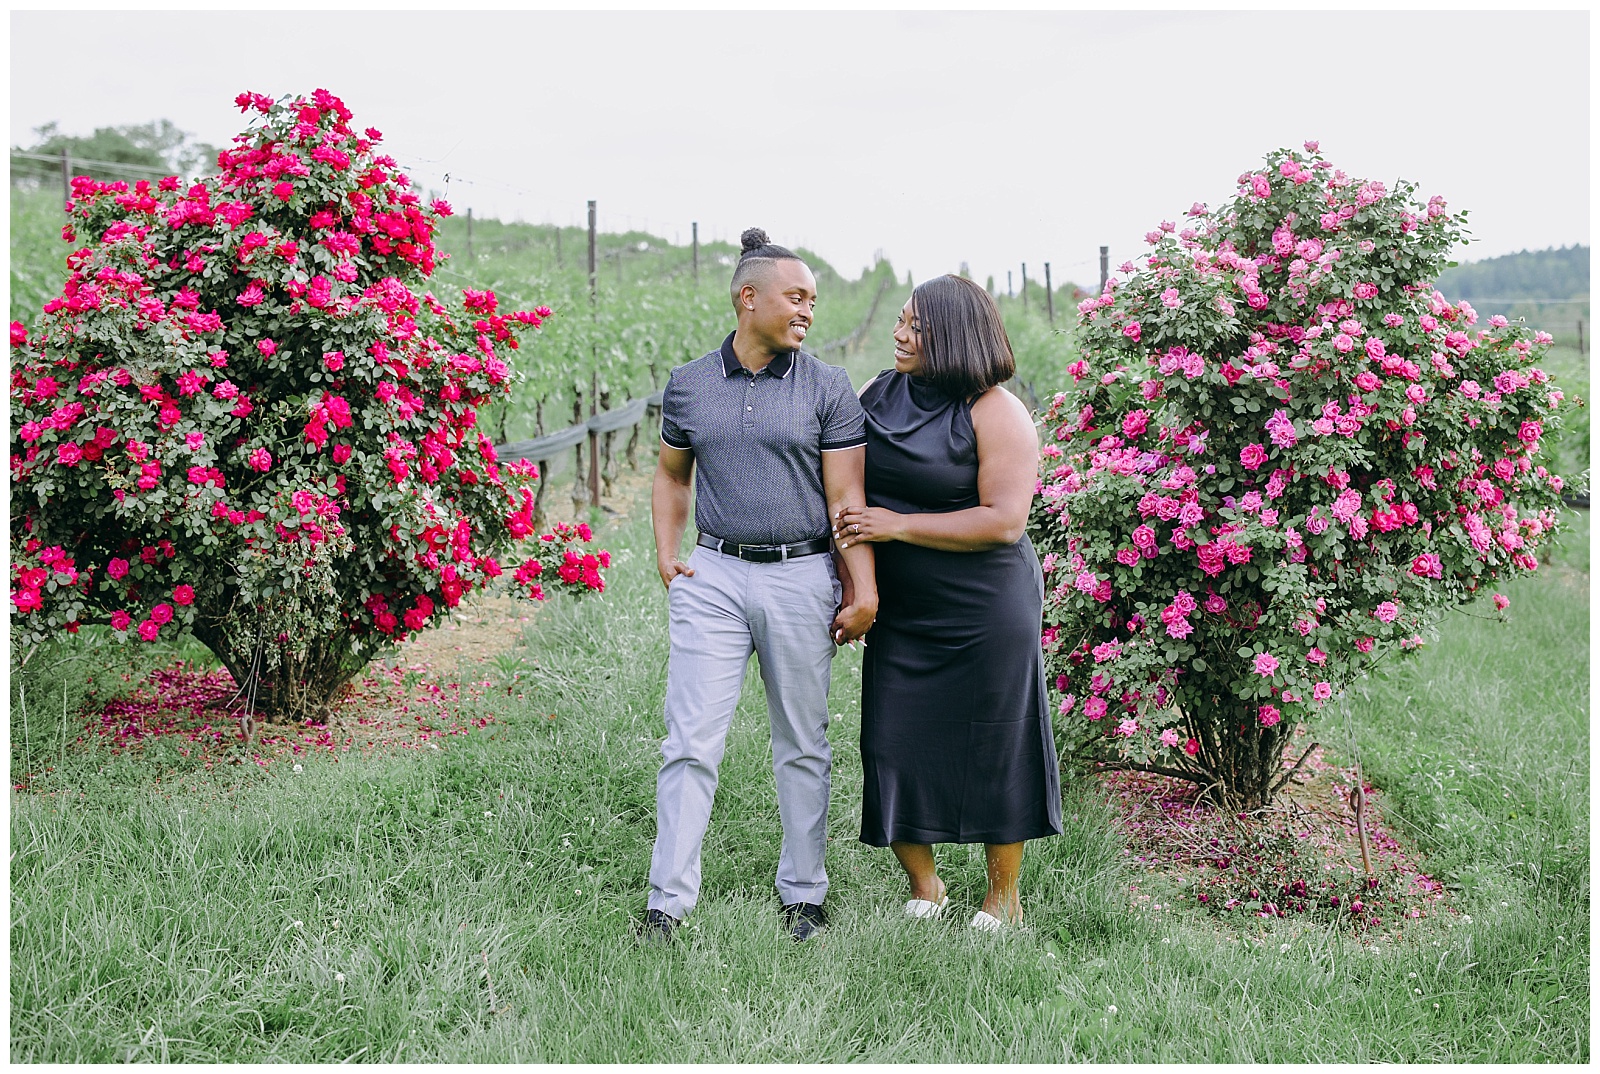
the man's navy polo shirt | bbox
[660,332,866,547]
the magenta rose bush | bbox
[1030,143,1575,808]
[10,89,608,722]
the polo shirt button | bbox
[747,406,753,411]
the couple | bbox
[639,230,1061,944]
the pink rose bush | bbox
[10,89,605,721]
[1033,144,1575,808]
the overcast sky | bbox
[10,9,1590,289]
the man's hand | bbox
[658,556,695,589]
[832,595,877,646]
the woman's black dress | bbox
[858,371,1062,847]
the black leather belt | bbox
[697,533,831,562]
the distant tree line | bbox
[10,120,218,188]
[1436,244,1590,302]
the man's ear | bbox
[740,283,757,311]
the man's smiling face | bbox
[743,258,817,353]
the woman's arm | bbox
[833,386,1039,553]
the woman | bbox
[833,274,1061,930]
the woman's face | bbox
[892,297,924,375]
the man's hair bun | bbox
[740,228,771,254]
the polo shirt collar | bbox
[721,332,795,379]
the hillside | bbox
[1434,245,1590,356]
[1436,244,1589,302]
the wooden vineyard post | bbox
[1044,262,1054,325]
[1578,318,1585,356]
[692,222,699,285]
[587,200,602,512]
[60,147,71,208]
[1099,246,1109,295]
[1021,263,1028,311]
[587,201,597,301]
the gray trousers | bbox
[647,545,841,920]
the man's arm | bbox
[821,446,877,644]
[653,442,696,588]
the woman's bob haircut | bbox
[909,274,1016,399]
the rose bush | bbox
[1031,143,1575,808]
[10,89,608,723]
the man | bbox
[639,228,877,944]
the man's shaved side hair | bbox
[730,227,807,310]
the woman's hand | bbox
[832,505,903,550]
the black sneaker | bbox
[636,908,680,946]
[781,901,827,943]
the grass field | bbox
[9,478,1589,1061]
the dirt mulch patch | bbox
[1107,724,1449,937]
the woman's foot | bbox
[980,842,1025,925]
[978,890,1023,925]
[890,842,946,918]
[904,877,948,918]
[908,875,947,906]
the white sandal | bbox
[969,909,1005,932]
[904,894,949,919]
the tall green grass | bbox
[10,488,1588,1061]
